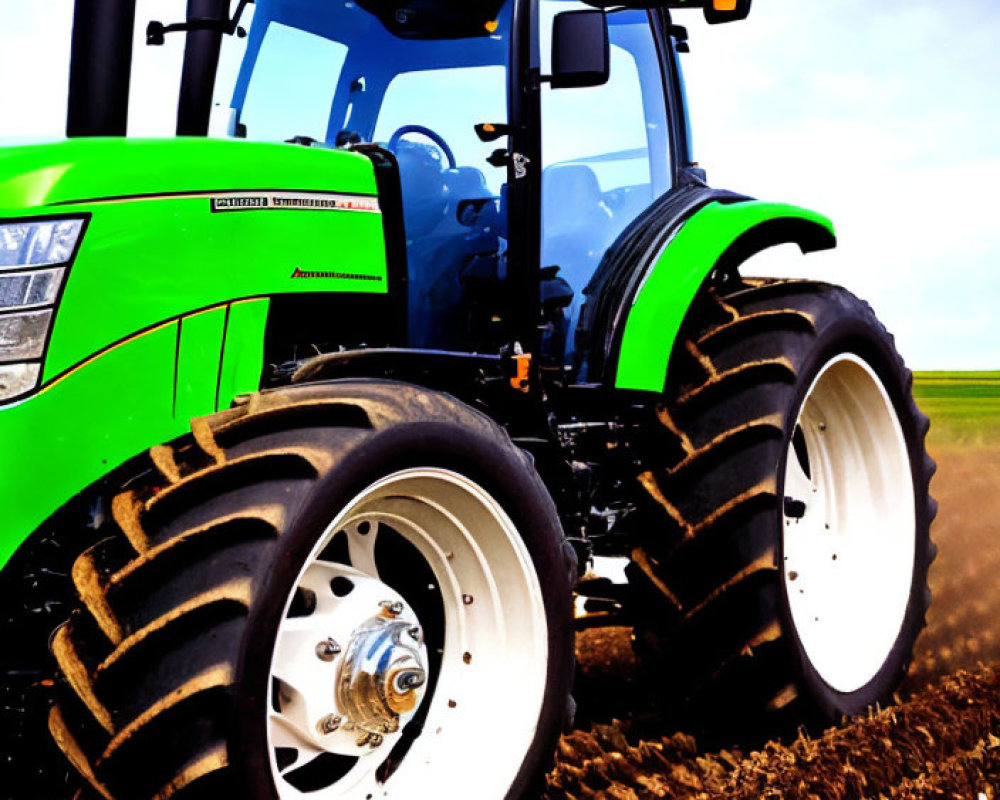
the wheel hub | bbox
[267,557,430,763]
[266,469,550,798]
[336,611,427,737]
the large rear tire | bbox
[628,278,936,739]
[46,381,575,800]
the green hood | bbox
[0,137,378,210]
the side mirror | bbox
[549,10,609,90]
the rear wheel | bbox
[628,278,936,737]
[46,382,575,800]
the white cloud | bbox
[0,3,73,140]
[681,0,1000,368]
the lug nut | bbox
[356,731,384,747]
[407,626,422,642]
[379,600,404,618]
[315,638,341,662]
[381,718,400,734]
[317,714,342,735]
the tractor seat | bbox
[541,164,614,353]
[541,163,613,297]
[444,166,490,206]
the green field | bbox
[913,371,1000,449]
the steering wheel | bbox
[387,125,457,170]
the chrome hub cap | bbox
[336,610,428,738]
[268,560,429,761]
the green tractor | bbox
[0,0,935,797]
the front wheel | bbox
[46,382,575,800]
[628,279,936,737]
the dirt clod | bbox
[550,448,1000,800]
[548,665,1000,800]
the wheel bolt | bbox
[379,600,404,618]
[407,626,422,642]
[315,638,341,662]
[317,714,342,735]
[356,731,384,747]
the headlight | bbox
[0,364,41,400]
[0,309,52,360]
[0,219,84,269]
[0,217,86,401]
[0,268,64,309]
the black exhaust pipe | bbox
[176,0,231,136]
[67,0,137,137]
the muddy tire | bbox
[627,278,936,739]
[46,381,575,800]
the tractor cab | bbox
[64,0,749,377]
[218,0,680,367]
[134,0,736,369]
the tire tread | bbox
[629,278,937,736]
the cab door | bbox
[536,3,673,371]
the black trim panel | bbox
[171,317,183,416]
[214,303,232,411]
[350,144,409,346]
[714,216,838,277]
[574,186,747,384]
[293,348,503,385]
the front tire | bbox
[628,279,936,737]
[46,382,575,800]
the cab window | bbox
[240,23,347,142]
[230,0,515,352]
[539,3,671,363]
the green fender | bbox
[614,200,837,393]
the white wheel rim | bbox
[782,354,916,693]
[266,468,548,799]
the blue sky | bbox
[679,1,1000,369]
[2,1,998,368]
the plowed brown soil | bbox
[549,446,1000,799]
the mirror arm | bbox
[147,0,253,46]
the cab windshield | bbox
[231,0,514,350]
